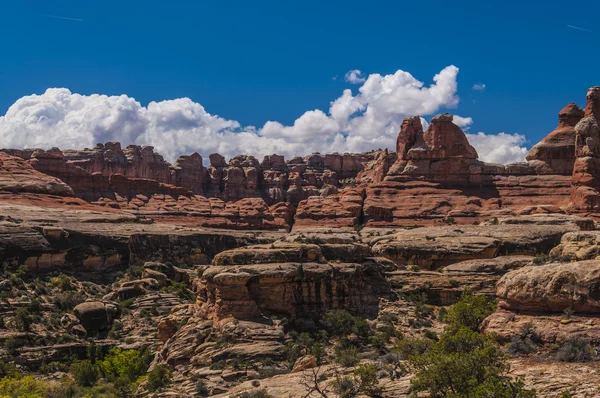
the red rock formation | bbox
[571,87,600,211]
[0,152,74,196]
[584,86,600,119]
[4,87,600,230]
[526,103,584,174]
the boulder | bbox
[291,355,317,373]
[550,231,600,260]
[496,260,600,313]
[73,301,119,331]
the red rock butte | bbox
[3,86,600,230]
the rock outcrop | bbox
[197,261,393,327]
[3,87,600,230]
[370,223,577,269]
[570,88,600,211]
[526,103,584,174]
[0,152,74,196]
[496,260,600,313]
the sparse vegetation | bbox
[557,336,594,362]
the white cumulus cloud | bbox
[466,132,528,164]
[472,83,486,91]
[344,69,366,84]
[0,65,528,165]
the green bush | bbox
[71,360,98,387]
[50,274,74,291]
[14,307,32,331]
[557,336,593,362]
[331,375,358,398]
[321,310,370,339]
[53,290,85,310]
[507,336,536,356]
[195,379,209,396]
[98,347,152,383]
[369,333,390,352]
[146,364,172,392]
[334,343,360,367]
[0,374,65,398]
[409,327,535,397]
[443,289,496,333]
[354,363,382,396]
[392,337,432,360]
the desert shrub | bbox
[354,363,382,396]
[331,375,359,398]
[378,312,398,325]
[0,374,65,398]
[239,388,273,398]
[210,360,226,370]
[392,337,432,360]
[4,337,20,356]
[257,367,288,379]
[443,289,496,333]
[164,281,194,300]
[410,327,535,397]
[50,274,74,291]
[321,310,370,339]
[424,330,439,341]
[13,307,32,331]
[98,347,152,383]
[53,290,85,310]
[334,343,360,367]
[507,336,536,356]
[195,379,209,396]
[126,264,144,279]
[71,360,98,387]
[146,364,172,392]
[436,307,448,322]
[557,336,594,362]
[369,333,390,352]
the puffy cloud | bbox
[452,115,473,129]
[0,65,527,165]
[472,83,486,91]
[344,69,366,84]
[466,132,528,164]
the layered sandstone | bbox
[496,260,600,313]
[3,87,600,230]
[570,87,600,211]
[526,103,584,174]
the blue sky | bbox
[1,0,599,162]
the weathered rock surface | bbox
[483,309,600,344]
[442,255,535,274]
[0,152,73,196]
[526,103,584,174]
[496,260,600,313]
[370,224,576,269]
[197,261,393,325]
[73,301,119,332]
[550,230,600,260]
[212,242,326,265]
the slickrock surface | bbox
[370,224,576,269]
[550,230,600,260]
[496,260,600,313]
[442,255,535,274]
[0,151,73,196]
